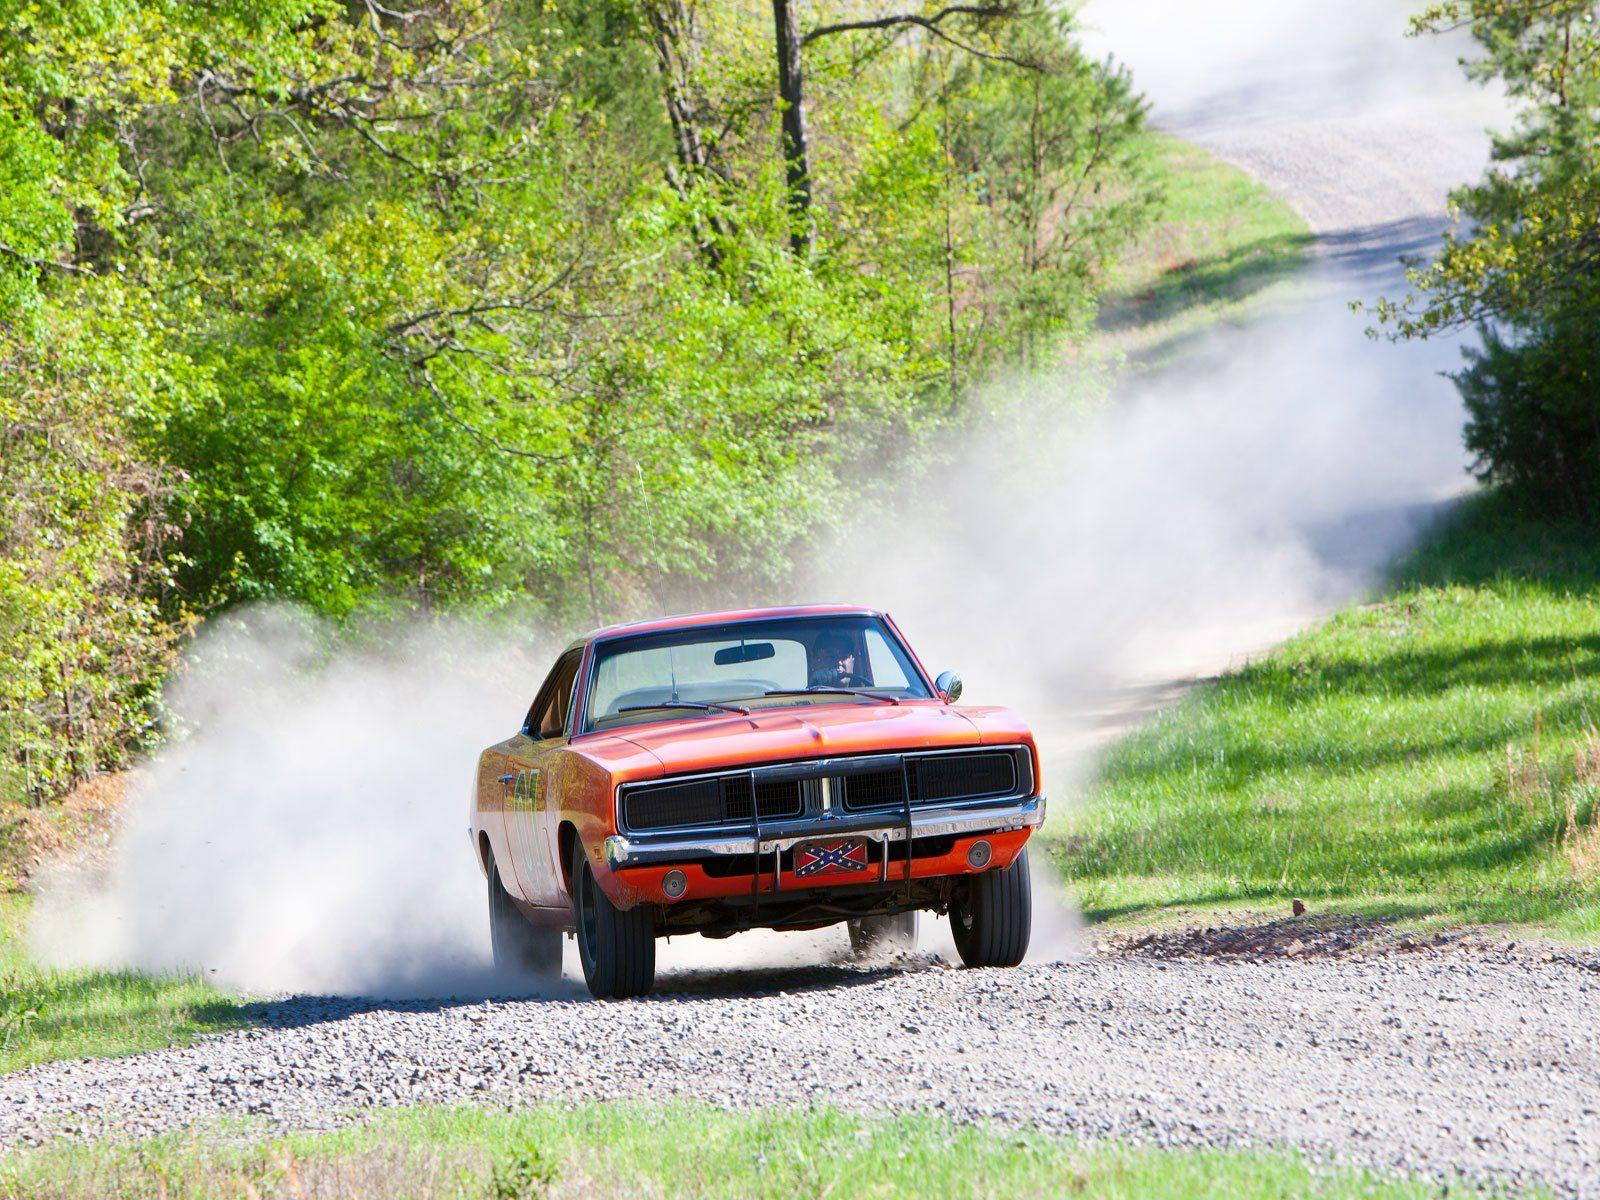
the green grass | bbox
[0,893,246,1074]
[0,1101,1531,1199]
[1053,493,1600,936]
[1097,133,1314,364]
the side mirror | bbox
[934,670,963,704]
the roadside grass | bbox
[1052,493,1600,937]
[0,893,245,1074]
[0,1101,1529,1199]
[1097,132,1314,365]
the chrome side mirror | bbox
[934,670,963,703]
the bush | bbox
[1456,303,1600,518]
[0,290,178,800]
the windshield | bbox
[583,615,933,732]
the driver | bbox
[809,631,863,687]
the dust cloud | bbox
[31,611,547,997]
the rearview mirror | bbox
[934,670,963,703]
[714,641,776,666]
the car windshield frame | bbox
[576,613,936,735]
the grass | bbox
[1052,493,1600,937]
[0,1101,1532,1199]
[1097,132,1314,364]
[0,893,246,1074]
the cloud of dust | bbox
[31,610,550,997]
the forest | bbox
[0,0,1154,802]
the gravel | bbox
[5,939,1600,1196]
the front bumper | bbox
[603,793,1046,870]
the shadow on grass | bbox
[1099,231,1313,333]
[1389,490,1600,592]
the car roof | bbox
[581,604,881,644]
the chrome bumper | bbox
[603,794,1046,870]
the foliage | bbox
[0,0,1156,794]
[0,1101,1515,1199]
[1060,491,1600,935]
[0,285,178,797]
[1380,0,1600,517]
[1455,306,1600,517]
[487,1142,560,1200]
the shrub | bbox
[1455,303,1600,519]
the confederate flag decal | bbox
[794,838,869,878]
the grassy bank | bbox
[0,1102,1524,1200]
[0,894,244,1074]
[1097,132,1313,363]
[1054,493,1600,936]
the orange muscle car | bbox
[470,605,1044,997]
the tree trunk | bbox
[639,0,732,264]
[771,0,813,254]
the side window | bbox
[863,629,913,690]
[525,651,582,741]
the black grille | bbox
[913,751,1016,803]
[624,748,1025,831]
[623,774,802,832]
[840,766,906,811]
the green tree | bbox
[1381,0,1600,515]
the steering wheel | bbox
[832,673,871,688]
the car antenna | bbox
[669,645,679,702]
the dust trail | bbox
[815,0,1502,761]
[31,610,550,998]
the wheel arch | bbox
[558,820,579,895]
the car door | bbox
[503,648,582,907]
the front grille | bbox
[840,751,1019,812]
[623,775,802,832]
[620,746,1028,833]
[913,751,1016,805]
[840,766,904,811]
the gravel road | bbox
[6,933,1600,1195]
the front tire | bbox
[847,911,919,958]
[571,841,655,998]
[488,856,562,979]
[950,846,1031,968]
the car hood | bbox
[572,701,1032,780]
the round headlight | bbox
[966,839,993,869]
[662,869,688,899]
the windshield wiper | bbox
[616,699,751,716]
[762,686,899,706]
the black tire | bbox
[488,856,563,979]
[571,840,655,998]
[950,846,1032,968]
[847,910,919,958]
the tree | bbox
[1381,0,1600,516]
[768,1,1032,255]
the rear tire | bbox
[847,910,919,958]
[488,857,562,979]
[950,846,1031,968]
[571,841,655,998]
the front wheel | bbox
[950,846,1031,968]
[488,856,562,979]
[847,911,919,958]
[571,841,655,998]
